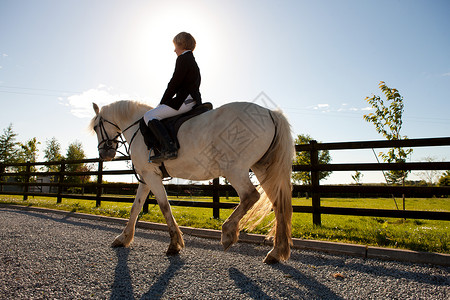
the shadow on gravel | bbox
[111,248,133,300]
[288,251,449,286]
[2,208,122,235]
[186,235,271,259]
[141,256,185,300]
[5,206,448,290]
[3,207,170,246]
[229,267,273,299]
[271,263,345,299]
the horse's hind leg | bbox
[221,173,260,251]
[253,166,292,264]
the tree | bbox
[351,171,363,185]
[363,81,413,184]
[65,141,88,184]
[44,137,63,173]
[0,124,20,164]
[19,138,40,163]
[15,137,41,175]
[438,171,450,187]
[292,134,332,185]
[416,156,443,186]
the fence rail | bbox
[1,137,449,225]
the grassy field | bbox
[1,194,448,254]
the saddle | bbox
[139,102,213,154]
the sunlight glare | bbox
[126,3,220,104]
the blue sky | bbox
[0,0,449,184]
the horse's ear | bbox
[93,103,100,115]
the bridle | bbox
[94,117,140,157]
[94,116,144,183]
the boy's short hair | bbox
[173,32,196,51]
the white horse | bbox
[90,100,294,263]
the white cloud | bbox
[306,103,373,114]
[61,85,135,118]
[312,103,330,110]
[442,72,450,77]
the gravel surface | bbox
[0,206,449,299]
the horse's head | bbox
[91,103,121,161]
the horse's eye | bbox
[93,125,98,131]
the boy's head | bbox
[173,32,196,51]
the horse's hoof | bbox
[263,253,280,264]
[166,244,182,256]
[221,239,234,251]
[111,239,124,248]
[221,230,238,251]
[111,236,131,248]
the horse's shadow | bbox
[140,256,184,300]
[229,264,344,300]
[110,247,184,300]
[110,248,134,300]
[228,267,274,299]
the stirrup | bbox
[148,148,177,163]
[148,148,161,163]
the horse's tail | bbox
[240,108,294,261]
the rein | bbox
[95,117,144,183]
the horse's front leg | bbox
[112,182,150,247]
[147,175,184,255]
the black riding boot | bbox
[147,119,178,163]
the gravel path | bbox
[0,206,449,299]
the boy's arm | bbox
[161,55,188,103]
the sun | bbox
[124,4,220,101]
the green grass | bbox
[1,194,448,254]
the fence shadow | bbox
[289,250,449,286]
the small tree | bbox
[16,138,41,176]
[65,141,88,184]
[438,171,450,187]
[416,156,443,186]
[44,138,63,178]
[351,171,363,185]
[363,81,413,184]
[19,138,40,164]
[0,124,20,165]
[292,134,332,185]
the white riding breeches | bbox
[143,98,196,124]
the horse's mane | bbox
[89,100,152,132]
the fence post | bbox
[96,160,103,207]
[57,161,65,204]
[213,178,220,219]
[23,161,31,201]
[310,140,321,226]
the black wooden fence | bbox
[1,137,449,225]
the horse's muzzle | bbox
[99,149,116,161]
